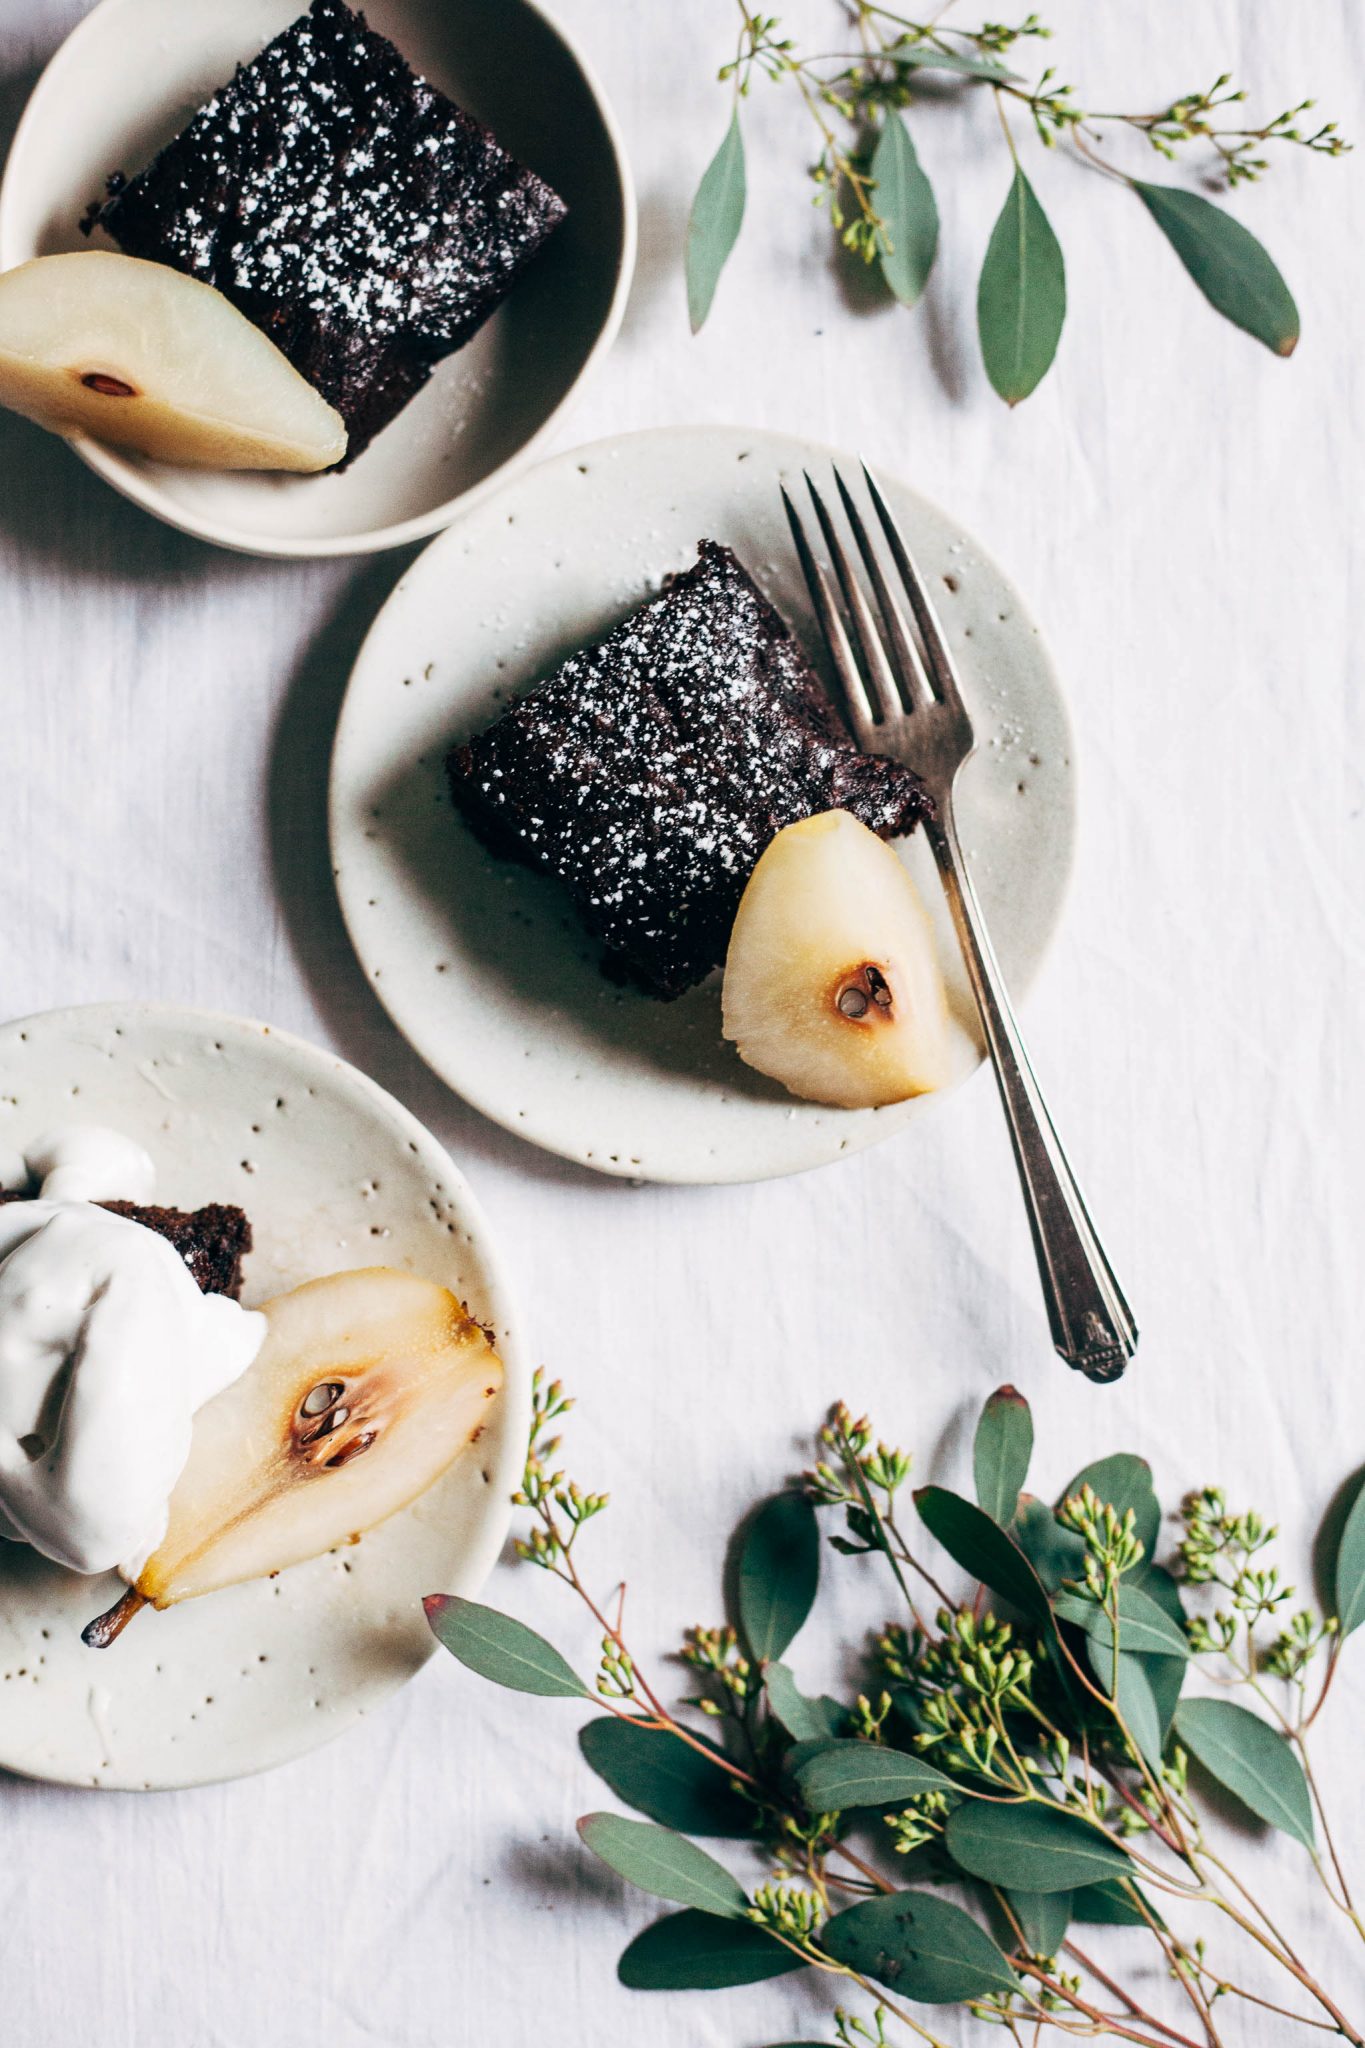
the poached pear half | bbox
[722,809,952,1108]
[0,251,346,471]
[84,1267,501,1645]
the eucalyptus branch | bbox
[1177,1485,1365,1945]
[685,4,1349,395]
[428,1377,1365,2045]
[997,1891,1208,2048]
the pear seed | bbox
[837,985,869,1018]
[299,1404,351,1447]
[302,1380,343,1417]
[80,370,137,397]
[326,1430,378,1469]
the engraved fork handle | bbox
[927,791,1138,1383]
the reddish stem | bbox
[81,1586,148,1649]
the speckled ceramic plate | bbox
[330,425,1077,1183]
[0,1003,527,1790]
[0,0,634,557]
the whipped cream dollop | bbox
[0,1127,264,1574]
[13,1124,158,1205]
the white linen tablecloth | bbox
[1,2,1362,2040]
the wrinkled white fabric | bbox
[0,1,1360,2042]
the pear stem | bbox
[81,1585,149,1649]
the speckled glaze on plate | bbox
[0,1003,527,1790]
[330,425,1077,1184]
[0,0,635,557]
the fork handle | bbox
[927,796,1138,1383]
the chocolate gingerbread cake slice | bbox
[88,0,567,460]
[447,540,932,999]
[0,1192,251,1300]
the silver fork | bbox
[783,465,1137,1384]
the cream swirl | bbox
[19,1125,158,1205]
[0,1129,264,1574]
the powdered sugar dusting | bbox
[448,542,930,996]
[96,0,567,456]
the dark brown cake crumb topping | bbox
[0,1192,252,1300]
[447,541,931,999]
[90,0,567,459]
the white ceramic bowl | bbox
[330,425,1078,1183]
[0,1002,528,1789]
[0,0,635,557]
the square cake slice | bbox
[0,1192,251,1299]
[90,0,567,459]
[447,540,932,999]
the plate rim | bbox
[0,997,530,1790]
[0,0,638,560]
[328,420,1079,1186]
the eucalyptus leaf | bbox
[578,1718,754,1838]
[1072,1878,1161,1929]
[687,111,746,333]
[946,1802,1133,1894]
[893,45,1016,82]
[870,116,939,308]
[1057,1453,1161,1564]
[821,1890,1018,2001]
[914,1486,1051,1622]
[1332,1469,1365,1638]
[1086,1641,1164,1770]
[783,1737,844,1781]
[1054,1583,1191,1660]
[795,1740,954,1813]
[764,1663,842,1744]
[423,1596,587,1698]
[976,164,1066,404]
[1118,1658,1164,1769]
[1143,1657,1186,1747]
[738,1491,820,1664]
[1006,1888,1071,1960]
[1134,1567,1190,1739]
[1174,1699,1315,1850]
[618,1910,805,1990]
[1134,181,1299,356]
[973,1385,1033,1527]
[1013,1495,1086,1593]
[1141,1564,1186,1622]
[578,1814,748,1917]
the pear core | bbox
[722,809,952,1109]
[82,1266,501,1643]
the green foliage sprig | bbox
[685,5,1350,398]
[426,1373,1365,2045]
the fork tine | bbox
[831,466,934,714]
[801,471,898,724]
[861,461,966,716]
[780,483,879,748]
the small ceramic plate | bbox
[0,1003,527,1790]
[0,0,635,558]
[331,426,1077,1184]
